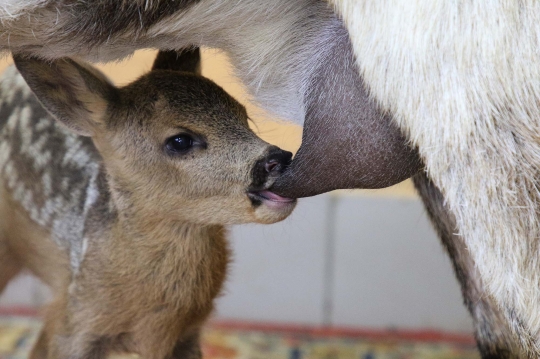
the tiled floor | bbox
[0,316,479,359]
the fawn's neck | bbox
[106,189,229,271]
[78,190,229,332]
[88,182,229,309]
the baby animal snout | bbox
[261,148,292,175]
[258,147,292,175]
[248,146,297,215]
[250,147,293,189]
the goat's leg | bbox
[413,173,523,359]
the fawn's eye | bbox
[166,134,194,153]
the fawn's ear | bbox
[152,48,201,75]
[13,54,117,137]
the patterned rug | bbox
[0,316,479,359]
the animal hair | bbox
[332,0,540,356]
[1,0,540,357]
[0,0,43,21]
[0,0,336,125]
[0,50,296,358]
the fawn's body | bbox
[0,51,296,359]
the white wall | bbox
[1,192,472,332]
[329,196,471,331]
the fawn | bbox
[0,49,296,359]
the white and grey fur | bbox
[0,0,536,357]
[0,0,330,123]
[331,1,540,357]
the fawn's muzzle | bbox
[247,147,296,207]
[250,147,292,189]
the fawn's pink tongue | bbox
[259,190,295,203]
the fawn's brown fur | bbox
[0,49,296,359]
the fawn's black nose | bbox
[263,148,293,175]
[251,147,293,189]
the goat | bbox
[0,49,296,359]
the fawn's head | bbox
[13,50,296,225]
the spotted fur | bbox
[0,66,101,270]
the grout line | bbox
[322,195,338,326]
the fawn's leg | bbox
[29,299,73,359]
[29,297,66,359]
[414,174,523,358]
[168,331,202,359]
[27,297,60,359]
[45,326,112,359]
[32,295,112,359]
[135,327,201,359]
[0,238,21,293]
[29,329,49,359]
